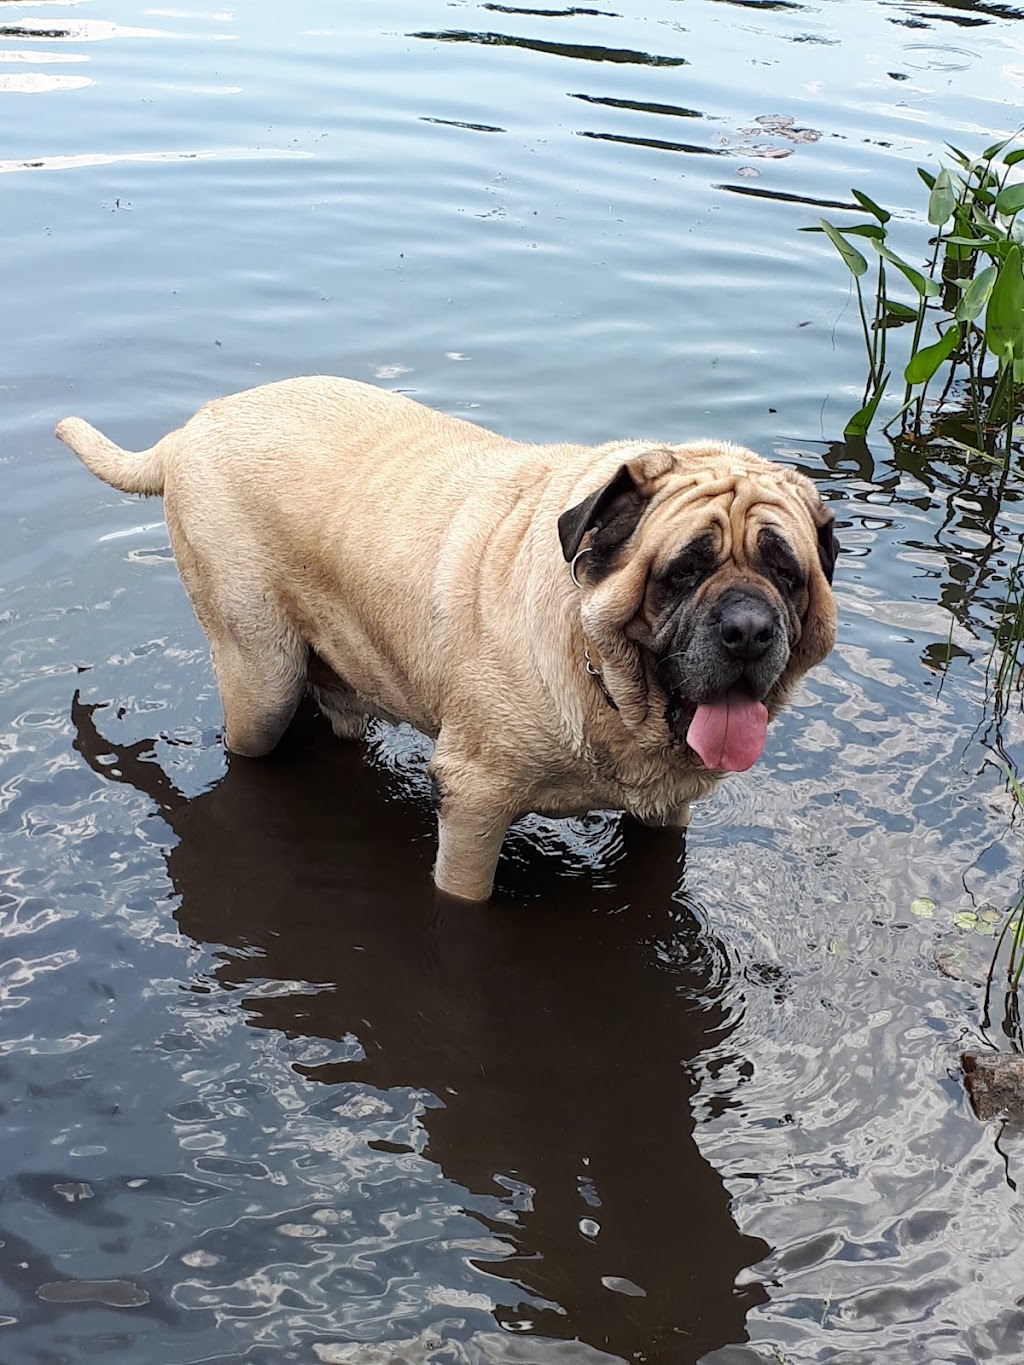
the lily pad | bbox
[910,897,937,918]
[953,909,1001,936]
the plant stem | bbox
[855,278,877,393]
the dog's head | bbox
[558,442,838,770]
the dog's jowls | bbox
[57,376,838,901]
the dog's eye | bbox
[776,564,803,593]
[660,536,717,592]
[757,529,805,596]
[666,560,704,589]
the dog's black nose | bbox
[717,593,776,661]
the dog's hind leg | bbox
[309,685,369,741]
[306,650,369,740]
[209,629,308,758]
[168,517,307,758]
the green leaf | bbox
[995,182,1024,217]
[910,897,937,918]
[972,204,1008,238]
[944,142,971,168]
[873,242,941,297]
[842,223,886,240]
[983,138,1011,160]
[917,167,937,191]
[953,911,978,931]
[799,223,884,240]
[985,244,1024,364]
[928,167,956,226]
[844,373,889,437]
[943,237,999,251]
[820,218,868,277]
[955,264,998,323]
[884,299,918,322]
[1004,148,1024,168]
[944,237,974,263]
[904,325,960,385]
[851,189,891,224]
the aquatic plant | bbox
[805,136,1024,455]
[810,136,1024,1045]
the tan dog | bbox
[57,376,838,901]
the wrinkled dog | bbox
[58,377,838,900]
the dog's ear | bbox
[558,464,641,562]
[558,448,675,569]
[816,514,839,585]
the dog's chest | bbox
[529,738,719,822]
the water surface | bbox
[3,1,1024,1361]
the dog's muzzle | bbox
[657,586,790,770]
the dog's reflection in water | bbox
[73,694,769,1362]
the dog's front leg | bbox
[429,754,514,902]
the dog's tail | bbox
[55,416,177,496]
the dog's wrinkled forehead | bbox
[646,464,817,568]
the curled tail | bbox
[55,416,176,496]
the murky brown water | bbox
[3,1,1024,1361]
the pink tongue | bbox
[686,689,769,772]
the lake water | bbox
[3,1,1024,1361]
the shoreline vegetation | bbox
[808,136,1024,1052]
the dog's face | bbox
[558,443,838,771]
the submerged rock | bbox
[962,1051,1024,1120]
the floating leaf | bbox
[955,264,997,323]
[995,182,1024,217]
[819,218,868,277]
[884,300,918,322]
[910,897,937,918]
[928,168,956,226]
[905,324,960,385]
[851,189,891,224]
[951,907,1000,937]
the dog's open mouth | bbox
[686,687,769,772]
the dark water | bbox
[3,1,1024,1361]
